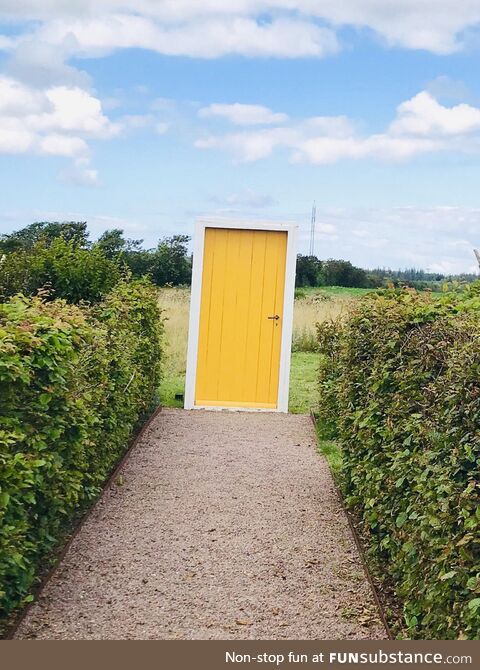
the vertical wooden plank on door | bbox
[255,231,277,404]
[242,230,267,405]
[268,231,287,404]
[195,227,225,403]
[234,230,254,404]
[254,231,287,406]
[217,229,240,402]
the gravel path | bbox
[15,409,386,640]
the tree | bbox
[322,259,369,288]
[124,249,155,277]
[295,256,369,288]
[95,229,127,258]
[95,229,143,259]
[151,235,192,286]
[295,255,322,287]
[0,221,88,253]
[95,230,193,285]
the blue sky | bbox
[1,2,480,273]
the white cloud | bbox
[0,76,47,115]
[212,189,278,208]
[199,103,288,125]
[5,39,91,88]
[390,91,480,137]
[0,35,15,49]
[0,2,478,135]
[31,86,121,137]
[196,126,299,161]
[195,91,480,164]
[1,1,480,57]
[0,125,34,153]
[316,222,337,236]
[0,74,123,185]
[292,134,437,164]
[27,14,339,59]
[0,72,176,184]
[150,97,177,113]
[38,133,88,156]
[155,121,170,135]
[294,206,480,273]
[111,113,171,136]
[59,157,101,187]
[0,75,121,150]
[303,0,480,55]
[121,114,155,130]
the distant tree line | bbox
[0,221,192,302]
[295,254,478,290]
[1,222,476,301]
[296,256,371,288]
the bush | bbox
[0,278,162,627]
[317,286,480,639]
[0,237,120,303]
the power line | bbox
[309,200,316,256]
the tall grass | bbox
[292,292,354,352]
[157,287,190,404]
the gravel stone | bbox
[15,409,386,640]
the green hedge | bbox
[0,278,162,627]
[317,286,480,639]
[0,237,121,303]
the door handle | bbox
[268,314,280,320]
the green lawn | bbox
[288,351,319,414]
[315,429,343,480]
[288,350,343,477]
[159,371,185,408]
[160,350,320,414]
[160,350,319,413]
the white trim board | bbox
[184,217,298,413]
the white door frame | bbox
[184,217,297,413]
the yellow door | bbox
[195,227,287,409]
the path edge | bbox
[309,410,393,640]
[5,405,164,640]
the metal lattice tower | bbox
[474,249,480,270]
[309,200,316,256]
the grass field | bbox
[296,286,372,298]
[158,285,365,413]
[292,286,359,353]
[158,287,190,408]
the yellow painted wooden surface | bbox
[195,227,287,408]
